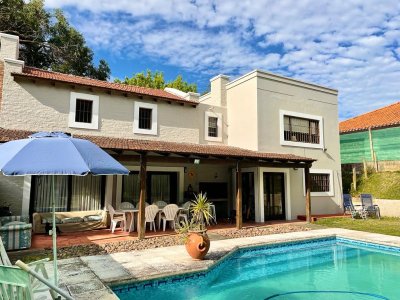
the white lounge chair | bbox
[145,205,159,232]
[154,201,168,209]
[160,204,179,231]
[119,202,135,209]
[107,205,126,233]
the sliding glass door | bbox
[121,171,178,204]
[263,172,286,220]
[31,175,104,213]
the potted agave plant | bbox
[176,192,212,260]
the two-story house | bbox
[0,33,342,226]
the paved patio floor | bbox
[41,228,400,299]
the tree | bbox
[0,0,110,80]
[115,70,197,93]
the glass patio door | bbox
[263,172,286,220]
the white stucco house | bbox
[0,33,343,226]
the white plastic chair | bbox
[154,200,168,209]
[119,202,135,209]
[107,205,126,233]
[160,204,179,231]
[178,201,191,223]
[135,202,149,209]
[209,204,217,224]
[145,205,159,232]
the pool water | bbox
[113,238,400,299]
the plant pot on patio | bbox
[185,230,210,260]
[176,192,213,260]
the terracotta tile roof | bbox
[11,67,198,105]
[339,102,400,133]
[0,128,315,163]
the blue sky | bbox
[45,0,400,120]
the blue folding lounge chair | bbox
[343,194,367,219]
[360,194,381,219]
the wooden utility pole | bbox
[236,161,242,229]
[352,166,357,190]
[111,175,117,208]
[305,166,312,223]
[363,160,368,179]
[137,153,147,240]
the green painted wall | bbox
[340,126,400,164]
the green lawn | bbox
[315,217,400,236]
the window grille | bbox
[311,173,330,192]
[139,107,152,130]
[208,116,218,137]
[75,99,93,123]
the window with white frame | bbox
[69,92,99,129]
[280,110,324,149]
[134,101,157,135]
[204,111,222,141]
[303,169,334,196]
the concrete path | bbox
[44,228,400,299]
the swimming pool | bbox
[112,237,400,299]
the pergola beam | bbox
[304,165,312,223]
[137,153,147,239]
[113,154,313,168]
[236,161,242,229]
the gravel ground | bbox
[10,224,312,263]
[214,224,312,239]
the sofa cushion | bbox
[41,218,62,224]
[83,215,103,222]
[61,217,84,224]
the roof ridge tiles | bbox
[12,66,199,105]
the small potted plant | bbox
[176,192,212,260]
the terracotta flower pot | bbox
[185,231,210,260]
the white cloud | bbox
[45,0,400,119]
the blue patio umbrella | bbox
[0,132,129,287]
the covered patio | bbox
[0,128,315,242]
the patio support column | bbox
[305,165,312,223]
[236,161,242,229]
[137,153,147,240]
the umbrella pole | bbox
[52,175,58,286]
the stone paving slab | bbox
[45,228,400,299]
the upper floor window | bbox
[208,116,218,137]
[134,102,157,135]
[284,116,320,144]
[280,110,324,149]
[205,111,222,142]
[75,99,93,124]
[138,107,152,130]
[69,92,99,130]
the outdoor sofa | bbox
[32,210,107,234]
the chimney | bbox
[0,33,20,61]
[210,74,230,107]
